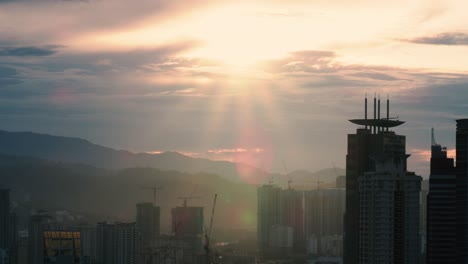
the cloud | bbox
[0,45,61,57]
[406,32,468,46]
[0,0,217,45]
[0,45,467,176]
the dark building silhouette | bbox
[171,202,204,252]
[257,184,283,257]
[136,202,160,247]
[0,188,10,250]
[282,188,305,253]
[457,119,468,262]
[257,185,305,257]
[29,211,53,264]
[426,129,456,263]
[344,96,421,264]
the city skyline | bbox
[1,1,468,177]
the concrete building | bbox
[304,189,345,237]
[95,222,140,264]
[359,162,421,264]
[74,225,97,263]
[304,188,345,257]
[426,129,456,264]
[257,184,283,257]
[456,119,468,262]
[29,211,53,264]
[282,188,305,253]
[136,202,160,247]
[345,96,421,264]
[269,225,293,257]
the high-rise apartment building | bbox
[29,211,53,264]
[344,96,421,264]
[304,188,345,257]
[136,202,160,247]
[359,161,421,263]
[456,119,468,262]
[74,225,97,263]
[257,184,283,257]
[96,222,140,264]
[282,188,305,253]
[426,129,456,263]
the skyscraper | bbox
[426,129,456,263]
[0,188,10,250]
[344,96,421,264]
[359,160,421,263]
[257,184,283,257]
[456,119,468,262]
[136,202,160,247]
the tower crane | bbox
[141,186,163,205]
[283,160,292,189]
[177,196,201,207]
[204,193,218,264]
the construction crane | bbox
[141,186,163,205]
[204,194,218,264]
[282,160,292,189]
[177,196,201,207]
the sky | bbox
[1,0,468,177]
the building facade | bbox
[257,184,283,257]
[95,222,140,264]
[136,202,160,247]
[29,211,52,264]
[359,165,421,263]
[344,96,421,264]
[426,130,456,264]
[456,119,468,263]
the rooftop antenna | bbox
[378,94,381,133]
[365,94,368,130]
[373,93,377,134]
[386,94,389,131]
[432,127,438,146]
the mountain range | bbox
[0,130,344,185]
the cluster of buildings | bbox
[1,96,467,264]
[258,96,468,264]
[0,193,212,264]
[257,181,345,260]
[426,120,468,263]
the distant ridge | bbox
[0,130,344,184]
[0,130,262,182]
